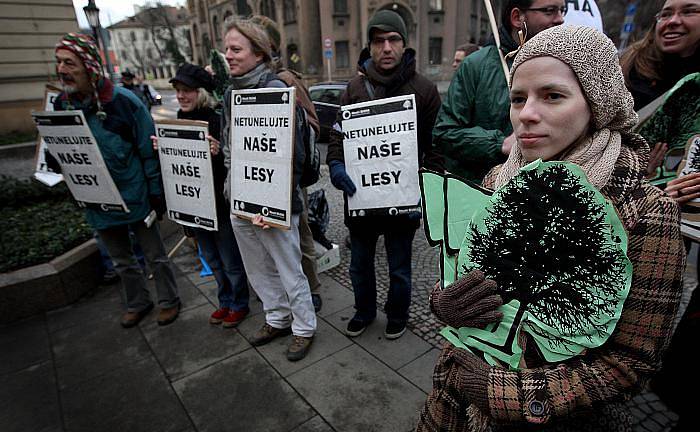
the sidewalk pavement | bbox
[0,173,688,432]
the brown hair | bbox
[456,43,479,57]
[223,17,273,66]
[619,26,664,85]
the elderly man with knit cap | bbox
[53,33,180,328]
[326,10,444,340]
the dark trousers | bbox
[349,227,415,324]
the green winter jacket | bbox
[54,82,160,230]
[433,29,517,183]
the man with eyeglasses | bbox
[433,0,565,184]
[326,10,444,340]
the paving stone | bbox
[0,361,62,432]
[316,273,355,318]
[62,356,191,432]
[0,316,50,375]
[51,318,152,390]
[170,269,210,312]
[288,344,427,432]
[239,312,352,377]
[46,285,123,333]
[289,415,334,432]
[173,349,315,432]
[326,306,433,370]
[141,303,252,381]
[397,348,441,394]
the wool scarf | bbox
[229,62,272,90]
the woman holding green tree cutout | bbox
[417,25,685,432]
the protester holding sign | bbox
[52,33,179,328]
[220,18,316,361]
[157,63,250,328]
[417,26,684,431]
[434,0,565,183]
[326,10,443,340]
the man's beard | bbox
[62,83,79,94]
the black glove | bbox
[430,270,503,328]
[148,195,166,220]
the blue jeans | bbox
[349,227,415,324]
[194,214,249,311]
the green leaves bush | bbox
[0,176,92,273]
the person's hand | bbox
[207,135,220,155]
[502,133,516,156]
[329,160,357,196]
[430,270,503,328]
[432,344,491,415]
[646,142,668,177]
[665,172,700,204]
[150,135,158,151]
[204,64,214,76]
[148,195,166,220]
[252,214,271,229]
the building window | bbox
[121,50,129,61]
[212,15,220,41]
[430,0,443,11]
[335,41,349,69]
[429,37,442,65]
[284,0,296,23]
[237,0,252,16]
[334,0,347,15]
[147,48,154,59]
[130,31,136,42]
[470,15,477,40]
[261,0,275,19]
[198,0,206,20]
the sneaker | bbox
[345,317,371,337]
[157,303,181,326]
[120,303,154,328]
[209,307,230,325]
[101,269,120,285]
[222,308,249,328]
[250,323,292,346]
[311,294,323,313]
[385,321,407,340]
[287,335,313,361]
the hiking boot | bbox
[101,269,120,285]
[222,308,249,328]
[345,317,372,337]
[120,303,154,328]
[385,321,407,340]
[157,303,181,326]
[209,307,230,325]
[287,335,313,361]
[311,294,323,313]
[250,323,292,346]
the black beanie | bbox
[367,10,408,45]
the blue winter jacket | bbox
[54,83,160,230]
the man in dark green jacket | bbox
[434,0,565,183]
[54,33,179,328]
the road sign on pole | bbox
[324,38,332,49]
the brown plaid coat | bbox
[417,143,685,432]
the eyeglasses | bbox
[522,6,567,17]
[370,35,403,46]
[655,7,700,23]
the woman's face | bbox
[224,28,263,77]
[655,0,700,57]
[510,57,592,162]
[175,83,198,112]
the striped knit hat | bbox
[55,33,103,84]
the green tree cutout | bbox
[420,161,632,370]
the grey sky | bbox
[72,0,185,28]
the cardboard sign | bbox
[341,94,420,217]
[563,0,603,33]
[229,87,296,229]
[34,85,64,186]
[32,110,128,212]
[156,119,218,231]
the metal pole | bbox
[326,58,332,82]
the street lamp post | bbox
[83,0,114,80]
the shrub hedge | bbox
[0,176,92,273]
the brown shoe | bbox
[287,335,313,361]
[157,303,181,326]
[120,303,154,328]
[250,323,292,346]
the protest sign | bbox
[229,87,296,229]
[563,0,603,33]
[33,85,64,187]
[32,110,128,212]
[341,94,420,217]
[156,119,217,231]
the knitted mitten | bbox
[430,270,503,328]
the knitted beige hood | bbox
[495,25,641,190]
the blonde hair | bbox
[223,17,272,66]
[195,87,214,110]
